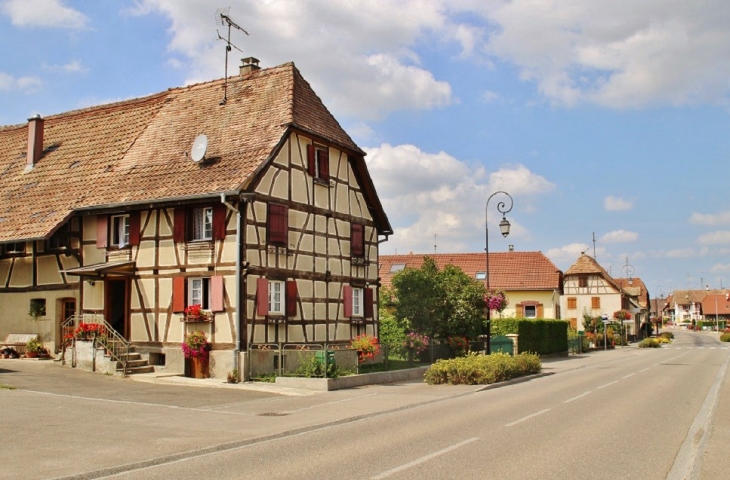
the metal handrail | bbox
[60,314,131,376]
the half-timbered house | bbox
[0,58,392,378]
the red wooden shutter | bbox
[307,144,316,176]
[364,288,374,319]
[256,278,268,316]
[211,276,224,312]
[343,285,352,317]
[96,215,108,248]
[267,204,288,245]
[516,303,524,318]
[318,149,329,180]
[128,212,141,246]
[172,277,185,313]
[537,304,544,318]
[173,208,186,243]
[351,223,364,257]
[286,280,298,317]
[212,204,227,240]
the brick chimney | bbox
[26,114,44,170]
[239,57,260,75]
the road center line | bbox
[370,437,480,479]
[622,373,635,379]
[596,380,618,389]
[564,391,591,403]
[504,408,551,427]
[639,368,650,372]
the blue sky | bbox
[2,0,730,298]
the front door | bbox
[106,278,129,339]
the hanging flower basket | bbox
[484,290,508,312]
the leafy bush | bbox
[656,336,671,344]
[720,333,730,343]
[638,338,660,348]
[423,352,541,385]
[659,331,674,340]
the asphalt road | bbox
[1,330,728,479]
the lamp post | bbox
[485,191,513,355]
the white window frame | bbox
[269,280,285,315]
[352,287,363,317]
[188,277,211,310]
[524,305,537,318]
[192,207,213,241]
[111,214,130,248]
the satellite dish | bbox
[191,134,208,163]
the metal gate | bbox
[490,335,514,355]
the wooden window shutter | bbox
[173,208,186,243]
[567,297,577,309]
[212,204,227,240]
[96,215,108,248]
[286,280,298,317]
[307,144,316,176]
[318,149,329,180]
[211,276,224,312]
[256,278,268,316]
[351,223,364,257]
[267,204,288,245]
[128,212,141,246]
[537,304,544,318]
[343,285,353,317]
[172,277,185,313]
[516,303,524,318]
[364,288,374,318]
[591,297,601,309]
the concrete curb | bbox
[275,366,430,391]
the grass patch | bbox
[0,384,16,390]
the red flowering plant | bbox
[447,336,470,357]
[182,330,210,359]
[613,310,632,320]
[402,331,430,362]
[74,322,105,341]
[350,334,380,363]
[485,290,508,313]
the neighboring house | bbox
[0,58,392,378]
[561,253,637,333]
[379,251,564,319]
[700,293,730,329]
[671,290,708,324]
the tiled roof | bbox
[672,289,714,305]
[701,293,730,315]
[0,62,389,243]
[564,253,622,292]
[615,277,649,307]
[378,252,563,291]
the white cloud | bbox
[698,231,730,245]
[481,90,500,103]
[545,243,593,264]
[0,71,41,92]
[365,143,554,254]
[604,195,633,211]
[1,0,88,29]
[690,211,730,226]
[485,0,730,108]
[600,229,638,243]
[43,60,87,73]
[710,263,730,273]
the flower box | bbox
[182,313,212,323]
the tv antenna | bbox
[215,7,249,105]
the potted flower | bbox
[182,330,210,378]
[183,304,211,322]
[350,334,380,363]
[402,331,430,364]
[25,337,46,358]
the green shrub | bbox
[659,331,674,340]
[638,338,660,348]
[423,352,541,385]
[720,333,730,343]
[656,336,671,344]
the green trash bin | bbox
[315,350,335,366]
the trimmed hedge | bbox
[492,318,569,355]
[720,333,730,342]
[424,352,541,385]
[638,338,661,348]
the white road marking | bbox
[622,373,636,379]
[564,391,591,403]
[370,437,480,479]
[504,408,551,427]
[596,381,618,389]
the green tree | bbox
[391,256,486,339]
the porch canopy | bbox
[63,260,135,278]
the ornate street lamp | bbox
[485,191,513,354]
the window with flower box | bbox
[172,276,224,320]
